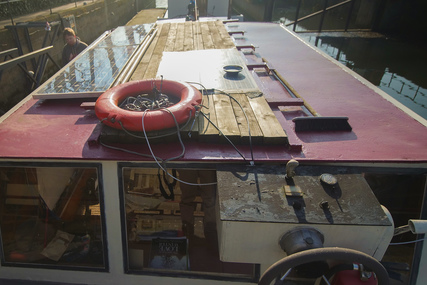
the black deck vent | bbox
[293,117,352,132]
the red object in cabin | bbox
[332,269,377,285]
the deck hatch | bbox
[156,48,259,92]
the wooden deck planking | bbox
[126,20,288,145]
[130,23,166,80]
[180,113,200,140]
[143,23,170,79]
[230,93,264,144]
[212,94,241,143]
[198,94,220,142]
[183,21,194,51]
[248,96,288,145]
[164,22,178,52]
[174,22,186,51]
[193,22,203,50]
[208,21,234,49]
[200,22,215,49]
[214,20,235,48]
[207,21,224,49]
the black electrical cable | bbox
[200,111,247,161]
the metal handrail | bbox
[0,46,52,72]
[285,0,355,33]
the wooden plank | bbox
[230,93,264,144]
[126,9,166,25]
[213,94,241,143]
[200,22,214,50]
[183,21,194,51]
[193,22,203,50]
[248,96,288,145]
[180,112,200,140]
[131,25,164,80]
[207,21,224,49]
[143,23,170,79]
[164,22,178,52]
[214,20,235,49]
[174,22,185,51]
[198,93,219,142]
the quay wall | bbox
[0,0,154,114]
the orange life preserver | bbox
[95,79,202,132]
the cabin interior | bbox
[0,163,425,283]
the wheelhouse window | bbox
[120,165,257,281]
[0,164,107,270]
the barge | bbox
[0,7,426,285]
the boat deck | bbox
[0,19,426,164]
[0,10,426,285]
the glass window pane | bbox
[121,166,256,280]
[0,165,106,270]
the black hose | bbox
[258,247,389,285]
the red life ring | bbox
[95,79,202,132]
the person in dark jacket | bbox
[61,28,88,66]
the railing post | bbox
[228,0,233,19]
[318,0,328,33]
[263,0,275,22]
[344,0,355,31]
[7,0,14,25]
[293,0,302,32]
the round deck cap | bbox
[223,65,243,76]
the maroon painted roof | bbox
[0,22,426,164]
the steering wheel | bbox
[258,247,389,285]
